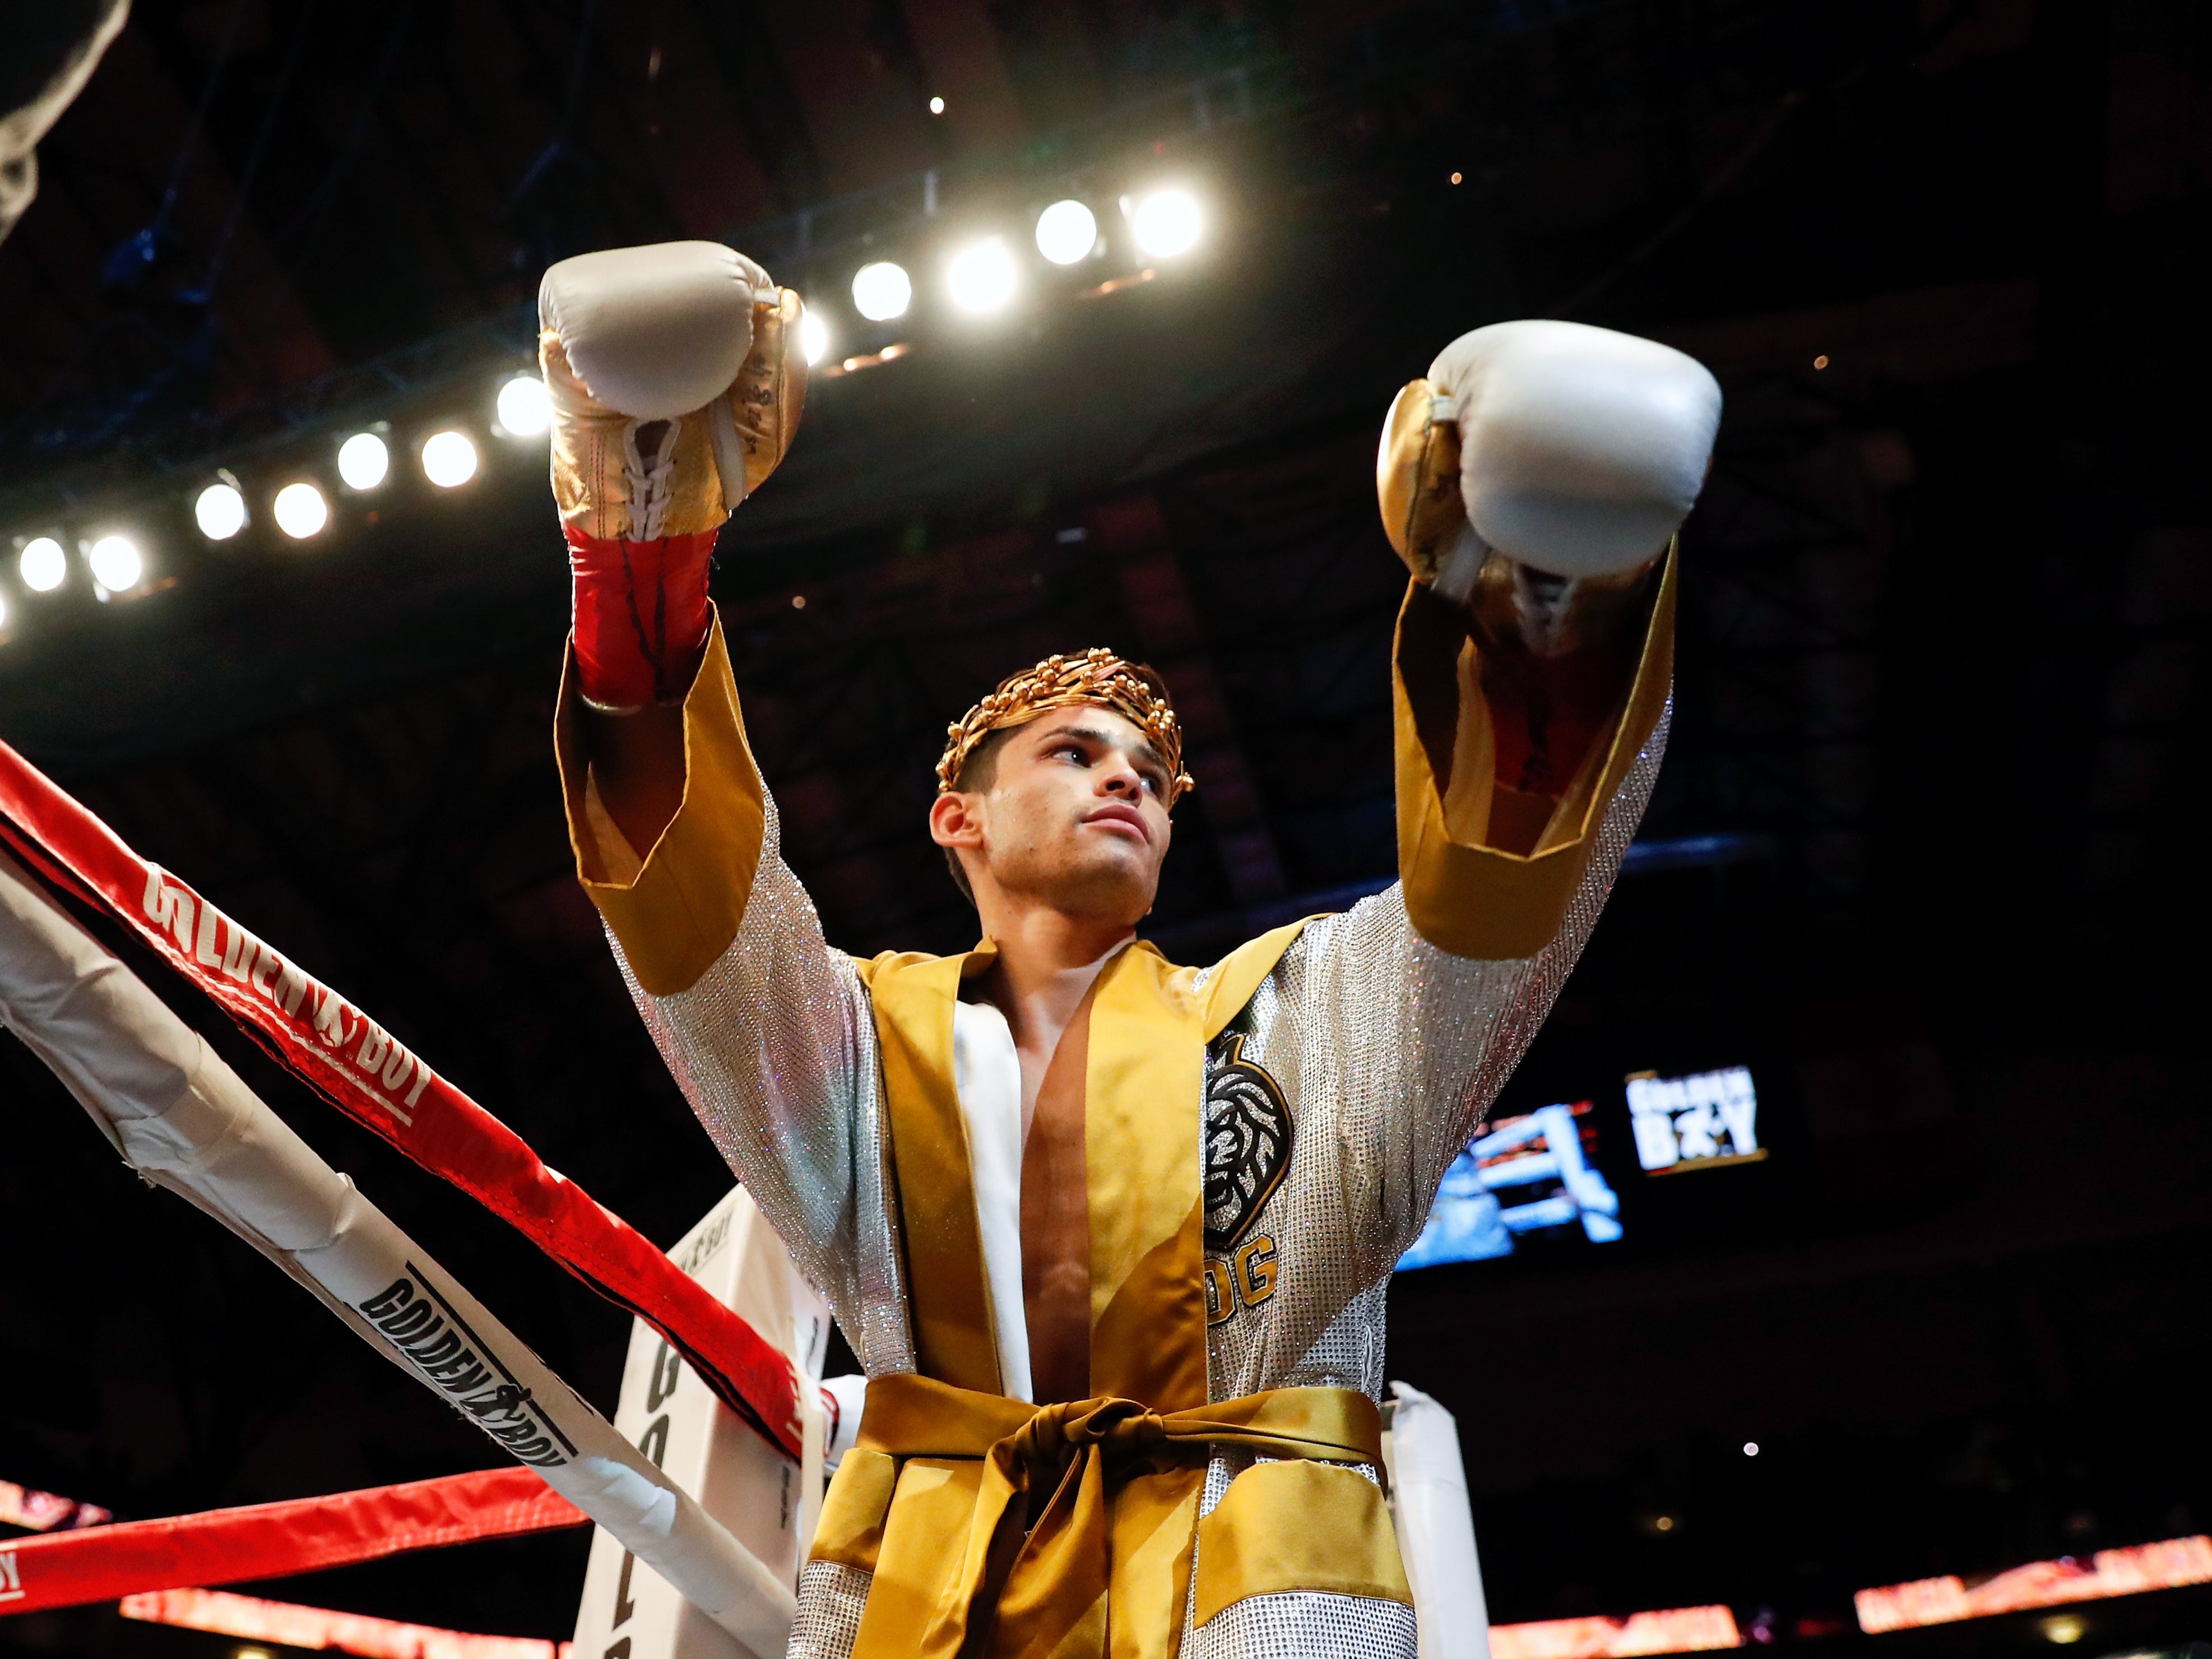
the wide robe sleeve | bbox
[553,611,913,1375]
[1394,551,1676,959]
[1241,555,1675,1278]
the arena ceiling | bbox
[3,0,2210,1652]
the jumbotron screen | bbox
[1398,1062,1773,1270]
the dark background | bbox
[2,1,2209,1657]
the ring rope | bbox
[0,1469,583,1616]
[122,1587,572,1659]
[0,737,799,1459]
[0,849,796,1652]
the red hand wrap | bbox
[567,525,718,707]
[1481,643,1633,801]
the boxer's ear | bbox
[1375,378,1468,585]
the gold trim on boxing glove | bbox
[712,288,808,509]
[1375,377,1468,585]
[544,330,729,543]
[545,284,808,537]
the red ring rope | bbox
[0,1469,585,1615]
[0,738,800,1460]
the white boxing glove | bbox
[1379,319,1721,584]
[539,240,807,544]
[539,240,773,419]
[539,241,808,707]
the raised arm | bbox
[1299,320,1719,1267]
[539,244,911,1373]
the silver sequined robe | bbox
[602,701,1668,1659]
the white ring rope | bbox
[0,850,794,1659]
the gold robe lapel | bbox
[864,921,1317,1407]
[866,946,1004,1396]
[825,919,1358,1659]
[1085,943,1208,1408]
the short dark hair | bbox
[942,725,1016,904]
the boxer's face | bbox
[931,706,1174,926]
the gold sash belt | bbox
[829,1374,1389,1659]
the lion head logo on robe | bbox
[1204,1035,1293,1251]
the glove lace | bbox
[622,420,679,542]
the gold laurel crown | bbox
[936,647,1195,805]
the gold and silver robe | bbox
[555,561,1677,1659]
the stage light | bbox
[1743,1442,1759,1457]
[2040,1616,2086,1645]
[496,374,550,437]
[800,308,830,367]
[273,483,330,540]
[929,96,945,115]
[337,432,389,490]
[89,534,142,592]
[1035,200,1098,266]
[1132,189,1202,258]
[0,590,9,631]
[421,429,477,488]
[852,261,912,322]
[19,537,66,592]
[196,483,247,541]
[946,237,1017,314]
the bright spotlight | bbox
[945,237,1017,314]
[89,534,143,592]
[851,261,912,323]
[273,482,330,540]
[421,429,478,488]
[799,308,831,367]
[195,483,247,541]
[0,590,8,630]
[337,432,389,490]
[1132,189,1202,258]
[1035,200,1098,266]
[19,536,67,592]
[496,374,551,437]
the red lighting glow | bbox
[1490,1605,1743,1659]
[1855,1536,2212,1633]
[121,1590,575,1659]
